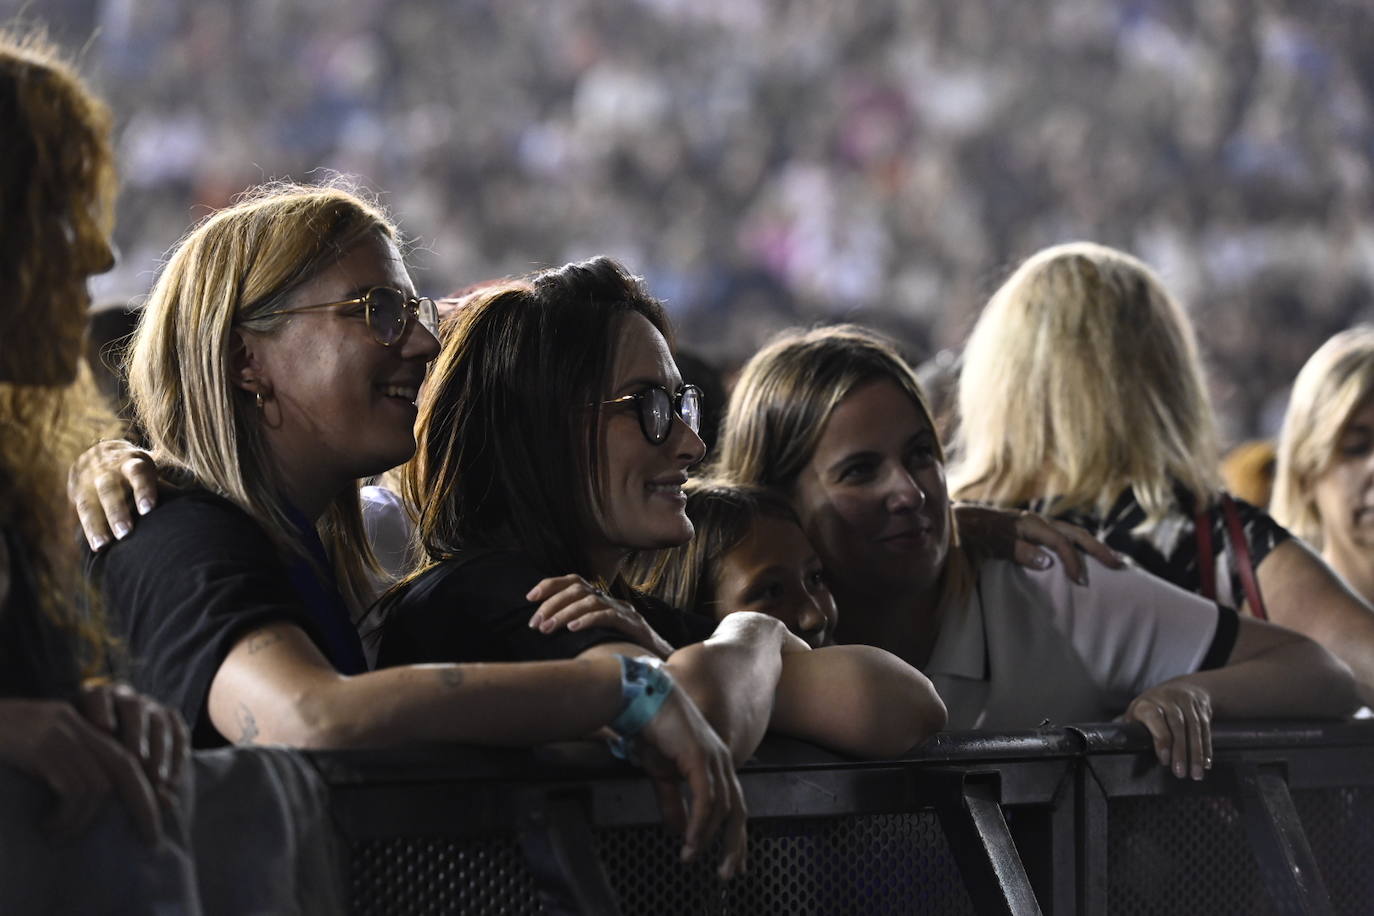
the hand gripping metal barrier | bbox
[307,720,1374,915]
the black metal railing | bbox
[308,719,1374,915]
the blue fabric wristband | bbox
[610,655,674,741]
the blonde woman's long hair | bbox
[1273,325,1374,546]
[951,241,1220,525]
[127,182,392,613]
[716,324,945,489]
[0,26,120,674]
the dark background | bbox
[16,0,1374,442]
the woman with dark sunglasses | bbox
[372,256,947,764]
[81,185,760,875]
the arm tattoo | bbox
[236,702,259,745]
[438,668,464,689]
[247,630,283,654]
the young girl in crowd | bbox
[84,184,751,875]
[374,257,947,761]
[953,241,1374,703]
[715,323,1358,779]
[1274,325,1374,607]
[626,480,838,650]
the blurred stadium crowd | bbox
[19,0,1374,441]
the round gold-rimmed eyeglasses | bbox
[256,286,439,346]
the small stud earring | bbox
[255,391,265,409]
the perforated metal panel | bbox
[350,834,543,916]
[347,812,978,915]
[1107,794,1275,916]
[1293,786,1374,916]
[596,812,976,916]
[1106,787,1374,916]
[334,752,1374,914]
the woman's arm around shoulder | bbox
[67,439,159,551]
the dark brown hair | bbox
[406,256,670,584]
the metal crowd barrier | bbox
[307,720,1374,915]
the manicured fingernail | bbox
[138,499,153,515]
[527,613,540,628]
[1173,760,1185,778]
[1159,747,1171,766]
[568,619,581,630]
[525,587,538,600]
[114,521,131,540]
[1204,755,1213,770]
[1032,553,1051,569]
[90,535,109,551]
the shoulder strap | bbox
[1222,494,1269,621]
[1194,507,1216,600]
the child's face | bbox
[712,515,839,648]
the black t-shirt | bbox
[376,548,715,667]
[83,488,348,747]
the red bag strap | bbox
[1222,494,1269,621]
[1194,507,1216,600]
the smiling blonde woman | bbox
[82,187,763,874]
[716,323,1358,780]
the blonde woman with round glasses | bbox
[81,184,750,873]
[953,241,1374,704]
[1274,326,1374,607]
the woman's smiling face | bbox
[241,234,440,505]
[586,312,706,570]
[793,378,951,605]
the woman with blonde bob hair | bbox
[954,242,1218,528]
[952,242,1374,703]
[716,324,1358,779]
[1274,326,1374,605]
[84,185,751,873]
